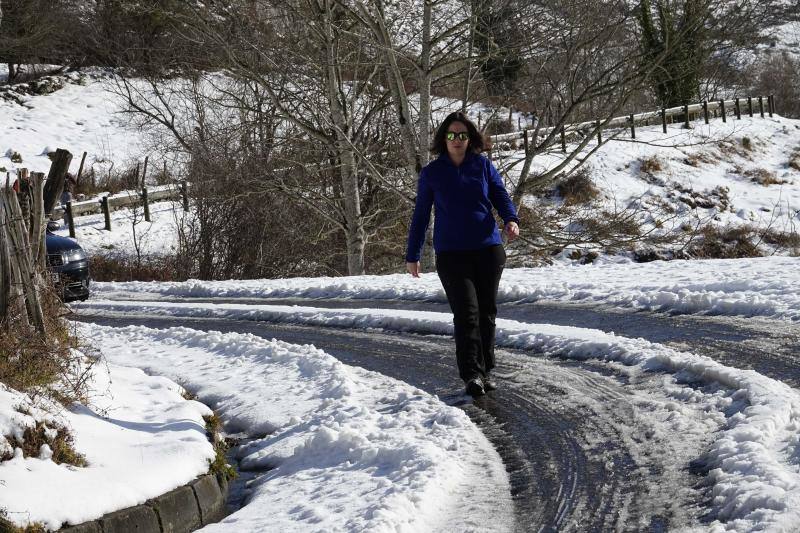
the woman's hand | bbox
[504,221,520,241]
[406,261,421,278]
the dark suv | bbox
[45,231,90,301]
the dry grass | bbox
[204,414,236,481]
[1,287,91,472]
[683,151,715,167]
[556,168,600,206]
[89,254,182,282]
[745,168,787,186]
[789,148,800,171]
[687,225,761,259]
[0,514,47,533]
[762,228,800,252]
[1,420,87,467]
[0,287,89,404]
[639,155,663,174]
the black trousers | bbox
[436,244,506,383]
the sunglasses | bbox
[446,131,469,141]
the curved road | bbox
[75,299,800,532]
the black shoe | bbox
[482,374,497,391]
[465,378,485,396]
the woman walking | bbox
[405,111,519,396]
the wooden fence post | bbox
[661,108,667,133]
[735,98,741,120]
[142,187,151,222]
[759,96,764,118]
[769,94,775,116]
[141,156,149,189]
[560,127,566,153]
[181,181,189,212]
[720,100,727,122]
[101,196,111,231]
[629,114,635,139]
[0,210,9,321]
[683,104,690,128]
[42,148,73,216]
[596,120,602,144]
[30,172,46,270]
[65,201,75,238]
[75,151,87,186]
[747,96,753,117]
[703,101,709,124]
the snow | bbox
[72,298,800,532]
[54,199,186,258]
[0,72,150,178]
[0,361,215,530]
[76,323,513,533]
[92,256,800,321]
[3,52,800,533]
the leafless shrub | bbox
[0,287,92,407]
[789,148,800,171]
[556,167,600,206]
[508,195,682,265]
[484,116,513,135]
[75,163,141,198]
[761,228,800,253]
[745,168,787,186]
[686,224,762,259]
[741,137,753,151]
[89,254,182,282]
[750,52,800,119]
[683,151,715,167]
[639,155,664,177]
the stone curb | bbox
[59,473,229,532]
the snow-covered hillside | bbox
[2,71,798,264]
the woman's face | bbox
[445,120,469,160]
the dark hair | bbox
[430,111,485,155]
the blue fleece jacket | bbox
[405,152,519,262]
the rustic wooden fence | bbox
[52,182,189,237]
[0,174,47,333]
[488,94,777,155]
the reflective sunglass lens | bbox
[446,132,468,141]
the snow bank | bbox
[0,361,214,530]
[92,256,800,321]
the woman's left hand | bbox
[504,221,520,241]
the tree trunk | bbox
[0,209,9,323]
[461,0,477,113]
[419,0,436,272]
[357,1,420,180]
[323,0,365,275]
